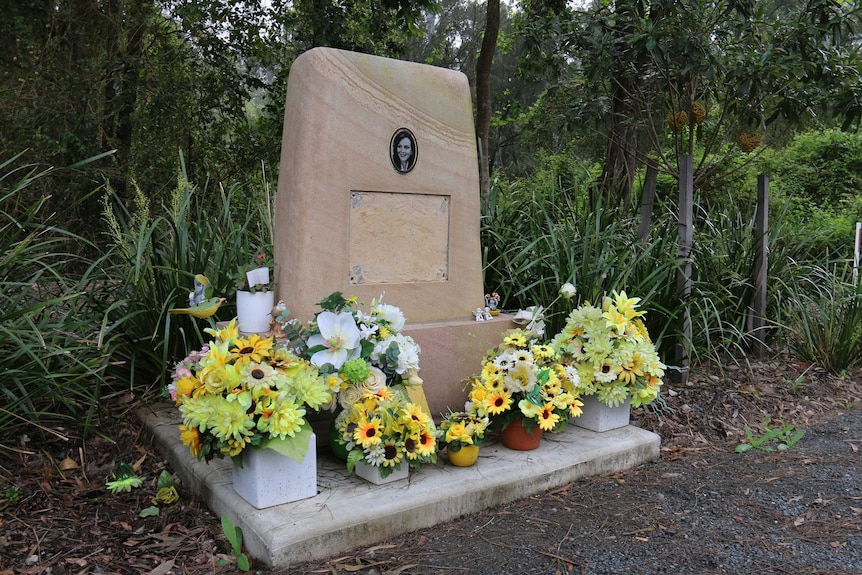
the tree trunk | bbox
[475,0,500,205]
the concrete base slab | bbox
[141,404,660,569]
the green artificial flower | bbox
[340,358,370,384]
[106,462,144,494]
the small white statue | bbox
[474,307,487,322]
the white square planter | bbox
[573,395,631,432]
[354,461,408,485]
[231,433,317,508]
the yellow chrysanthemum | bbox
[179,425,201,458]
[259,399,305,439]
[209,398,255,444]
[174,376,200,405]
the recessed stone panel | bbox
[348,191,449,285]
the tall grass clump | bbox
[481,172,679,351]
[481,167,822,368]
[0,153,114,438]
[776,262,862,372]
[100,159,274,392]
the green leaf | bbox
[139,506,160,517]
[221,515,242,553]
[259,422,312,463]
[156,470,175,490]
[347,449,364,474]
[237,553,251,571]
[734,443,752,453]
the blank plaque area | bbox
[349,191,450,285]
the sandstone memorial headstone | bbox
[275,47,512,413]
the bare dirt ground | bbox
[2,359,861,575]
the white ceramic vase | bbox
[231,433,317,509]
[236,290,275,333]
[573,395,631,432]
[354,461,408,485]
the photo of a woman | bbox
[390,128,417,173]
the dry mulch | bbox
[1,359,861,575]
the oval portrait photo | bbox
[390,128,417,174]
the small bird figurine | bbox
[189,274,211,307]
[169,274,225,319]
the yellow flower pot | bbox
[447,444,479,467]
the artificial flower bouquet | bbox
[331,385,437,478]
[437,411,489,453]
[278,292,435,477]
[550,290,665,407]
[298,292,424,410]
[466,328,582,435]
[168,320,332,464]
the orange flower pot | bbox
[501,419,543,451]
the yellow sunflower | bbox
[230,334,273,367]
[353,417,383,448]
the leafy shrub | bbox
[778,263,862,372]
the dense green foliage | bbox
[757,129,862,258]
[0,154,115,435]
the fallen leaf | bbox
[132,454,147,472]
[60,457,79,470]
[64,558,87,567]
[793,516,805,526]
[146,560,175,575]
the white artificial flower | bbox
[559,282,576,299]
[362,367,387,393]
[307,311,362,369]
[338,384,364,409]
[373,303,406,332]
[512,305,546,337]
